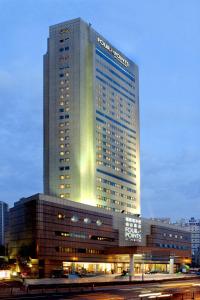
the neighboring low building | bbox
[149,218,171,225]
[182,217,200,266]
[0,201,8,246]
[156,217,200,265]
[187,218,200,260]
[7,194,191,277]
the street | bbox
[1,278,200,299]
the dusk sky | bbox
[0,0,200,219]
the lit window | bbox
[96,220,102,226]
[57,213,65,219]
[71,216,79,223]
[60,28,70,34]
[83,218,91,224]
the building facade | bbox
[7,194,191,277]
[156,217,200,265]
[187,218,200,259]
[0,201,8,246]
[174,217,200,264]
[44,18,140,215]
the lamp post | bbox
[141,253,144,281]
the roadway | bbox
[1,278,200,299]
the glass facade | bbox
[95,47,138,214]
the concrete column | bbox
[71,262,76,273]
[114,263,118,274]
[169,257,174,274]
[129,254,134,281]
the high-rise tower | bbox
[0,201,8,245]
[44,18,140,215]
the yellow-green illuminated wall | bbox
[79,39,96,206]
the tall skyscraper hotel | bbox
[6,18,191,279]
[44,18,140,215]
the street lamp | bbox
[141,253,145,281]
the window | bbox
[59,166,70,171]
[96,219,102,226]
[71,215,79,223]
[57,213,65,219]
[55,231,86,239]
[60,28,70,34]
[59,47,69,52]
[90,235,114,242]
[83,217,91,224]
[59,175,70,180]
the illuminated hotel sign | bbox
[97,37,129,67]
[125,217,142,242]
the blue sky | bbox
[0,0,200,219]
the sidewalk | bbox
[25,273,198,285]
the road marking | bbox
[4,297,46,300]
[139,292,162,297]
[119,287,143,291]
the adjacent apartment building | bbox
[44,18,140,215]
[0,201,8,246]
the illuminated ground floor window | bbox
[62,261,176,275]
